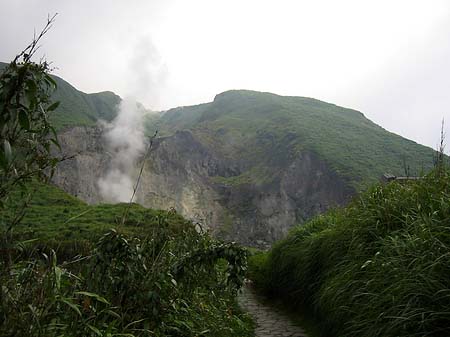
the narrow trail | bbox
[238,283,309,337]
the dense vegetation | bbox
[1,191,253,336]
[157,90,436,189]
[0,37,252,336]
[249,163,450,337]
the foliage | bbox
[1,216,252,336]
[0,45,60,208]
[1,181,251,336]
[250,166,450,337]
[0,174,252,336]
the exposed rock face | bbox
[52,126,354,246]
[52,126,108,203]
[216,151,353,245]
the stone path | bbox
[238,283,309,337]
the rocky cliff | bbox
[51,90,436,246]
[53,124,354,246]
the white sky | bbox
[0,0,449,152]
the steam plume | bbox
[98,98,146,203]
[97,35,167,203]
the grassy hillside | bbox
[1,181,254,336]
[248,166,450,337]
[51,76,120,129]
[157,90,436,189]
[1,181,192,253]
[0,61,120,130]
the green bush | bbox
[251,168,450,337]
[1,216,253,336]
[247,251,269,289]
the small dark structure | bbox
[381,173,422,184]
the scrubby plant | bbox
[250,163,450,337]
[1,217,251,336]
[0,15,60,209]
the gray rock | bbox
[52,126,354,246]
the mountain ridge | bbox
[0,61,120,129]
[0,62,439,244]
[156,89,434,189]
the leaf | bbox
[75,291,110,304]
[124,318,146,329]
[25,80,38,109]
[60,298,81,316]
[105,309,121,319]
[3,140,12,164]
[46,101,60,111]
[19,238,40,245]
[18,109,30,130]
[50,138,61,150]
[44,74,57,87]
[54,266,62,291]
[87,324,102,336]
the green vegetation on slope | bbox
[158,90,436,189]
[0,61,120,130]
[1,181,254,336]
[249,166,450,337]
[1,181,191,253]
[51,76,120,129]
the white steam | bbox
[129,36,168,108]
[98,98,146,203]
[97,35,167,203]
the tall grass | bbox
[1,212,253,336]
[250,167,450,336]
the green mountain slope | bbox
[51,77,120,129]
[1,181,190,250]
[156,90,436,189]
[0,61,120,130]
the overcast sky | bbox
[1,0,449,152]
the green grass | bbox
[249,166,450,337]
[1,181,255,336]
[1,181,194,257]
[49,76,120,130]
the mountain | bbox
[155,90,434,189]
[2,61,437,245]
[0,62,120,129]
[50,95,437,246]
[50,77,119,129]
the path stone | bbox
[238,282,309,337]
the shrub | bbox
[251,167,450,337]
[1,215,252,336]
